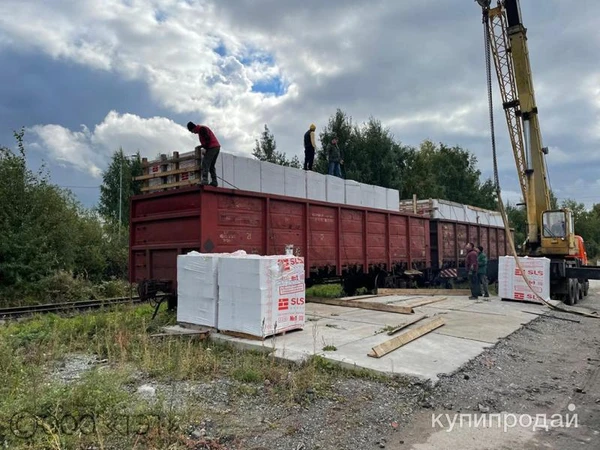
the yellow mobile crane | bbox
[476,0,600,304]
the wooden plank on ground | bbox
[307,297,414,315]
[405,296,448,308]
[387,315,428,335]
[377,288,470,296]
[368,317,445,358]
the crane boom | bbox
[482,0,551,247]
[475,0,600,305]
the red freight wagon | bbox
[129,185,431,298]
[400,198,512,286]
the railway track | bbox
[0,295,166,319]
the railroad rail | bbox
[0,295,166,319]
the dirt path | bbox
[383,281,600,450]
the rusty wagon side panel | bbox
[129,186,431,289]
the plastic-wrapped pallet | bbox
[373,186,387,210]
[176,251,221,328]
[498,256,550,303]
[260,161,286,196]
[306,171,327,201]
[234,156,261,192]
[345,180,362,206]
[284,166,307,199]
[326,175,345,204]
[386,188,399,211]
[217,254,305,338]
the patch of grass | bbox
[322,345,337,351]
[0,304,413,448]
[306,284,343,298]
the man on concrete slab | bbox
[187,121,220,186]
[304,124,316,171]
[477,245,490,299]
[327,136,343,178]
[465,242,480,300]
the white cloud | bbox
[28,111,197,177]
[1,0,600,207]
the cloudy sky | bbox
[1,0,599,209]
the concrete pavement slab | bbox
[325,332,491,381]
[206,294,543,384]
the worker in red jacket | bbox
[187,121,221,186]
[465,242,480,299]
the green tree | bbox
[315,108,355,174]
[98,148,143,226]
[253,124,301,168]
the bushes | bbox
[0,130,131,305]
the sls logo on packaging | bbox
[278,298,289,311]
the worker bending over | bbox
[187,121,220,186]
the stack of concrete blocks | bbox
[260,161,286,196]
[284,166,307,199]
[216,151,400,211]
[176,252,221,328]
[326,175,345,204]
[233,155,261,192]
[344,180,362,207]
[217,254,306,338]
[386,188,400,211]
[398,198,504,225]
[306,171,327,202]
[498,256,550,304]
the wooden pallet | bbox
[135,150,203,193]
[220,327,303,341]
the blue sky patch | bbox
[251,76,287,96]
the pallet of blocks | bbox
[135,149,202,193]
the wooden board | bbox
[141,178,202,192]
[307,297,413,315]
[135,167,201,181]
[220,328,303,341]
[377,288,470,296]
[368,317,445,358]
[387,315,428,335]
[405,296,448,308]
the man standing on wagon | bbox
[187,121,221,187]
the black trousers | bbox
[304,148,315,170]
[469,272,481,298]
[201,146,220,185]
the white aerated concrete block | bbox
[373,185,387,210]
[217,255,305,338]
[284,166,307,199]
[220,152,235,188]
[386,188,400,211]
[234,156,261,192]
[260,161,286,196]
[326,175,345,204]
[345,180,362,207]
[360,183,376,208]
[176,252,221,328]
[306,171,327,202]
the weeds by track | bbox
[0,295,165,319]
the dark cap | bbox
[187,121,196,132]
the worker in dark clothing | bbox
[477,245,490,299]
[304,124,316,170]
[327,136,343,178]
[187,121,220,186]
[465,242,480,299]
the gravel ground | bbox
[40,282,600,449]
